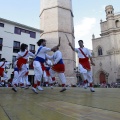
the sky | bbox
[0,0,120,49]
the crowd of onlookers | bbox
[76,81,120,88]
[0,76,120,88]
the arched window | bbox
[98,47,103,56]
[115,20,120,28]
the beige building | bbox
[92,5,120,84]
[40,0,76,85]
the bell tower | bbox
[40,0,76,84]
[105,5,114,19]
[105,5,115,29]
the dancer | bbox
[46,46,67,92]
[12,43,35,92]
[68,36,95,92]
[32,38,60,94]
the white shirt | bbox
[46,50,63,65]
[16,49,35,60]
[36,46,51,60]
[0,61,10,68]
[75,47,92,58]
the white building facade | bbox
[0,18,42,82]
[92,5,120,84]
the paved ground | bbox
[0,87,120,120]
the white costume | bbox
[75,47,93,82]
[13,50,35,89]
[22,63,30,87]
[75,47,94,91]
[32,45,51,92]
[46,50,66,89]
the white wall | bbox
[0,20,40,78]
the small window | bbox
[30,31,36,38]
[0,38,3,51]
[29,58,34,69]
[29,44,35,54]
[98,47,103,56]
[0,23,4,27]
[108,11,110,14]
[14,27,21,34]
[12,56,17,68]
[14,27,36,38]
[13,41,20,53]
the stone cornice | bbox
[40,6,74,17]
[40,30,75,38]
[100,28,120,36]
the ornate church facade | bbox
[92,5,120,84]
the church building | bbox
[92,5,120,84]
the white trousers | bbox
[33,61,43,83]
[78,64,93,83]
[23,75,29,85]
[49,69,66,84]
[1,72,8,82]
[17,64,28,84]
[12,71,19,85]
[43,71,53,84]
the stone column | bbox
[40,0,76,85]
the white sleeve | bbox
[16,53,21,59]
[46,54,54,60]
[74,48,79,53]
[42,47,51,53]
[5,62,11,68]
[28,51,35,58]
[5,62,10,65]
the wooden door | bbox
[99,72,106,84]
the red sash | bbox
[79,48,91,70]
[17,51,28,70]
[52,64,65,73]
[0,62,5,77]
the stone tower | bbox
[40,0,76,85]
[105,5,115,29]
